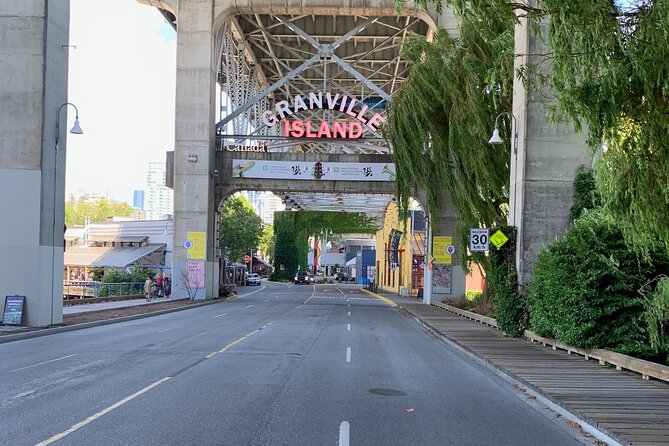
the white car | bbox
[246,273,261,286]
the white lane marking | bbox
[245,305,254,308]
[35,377,171,446]
[347,311,350,316]
[264,298,270,302]
[347,324,351,331]
[9,354,78,373]
[339,421,350,446]
[213,313,228,318]
[157,326,181,333]
[346,347,351,363]
[347,303,350,307]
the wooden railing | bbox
[431,301,669,383]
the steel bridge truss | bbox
[215,14,430,155]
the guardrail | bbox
[63,281,145,304]
[431,301,669,383]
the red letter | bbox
[283,120,291,137]
[305,120,316,138]
[332,121,346,138]
[348,121,363,138]
[291,120,305,138]
[317,120,332,138]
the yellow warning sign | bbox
[433,236,453,265]
[490,230,509,249]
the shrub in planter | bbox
[528,210,669,356]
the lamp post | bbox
[52,103,83,325]
[320,227,332,276]
[489,112,518,226]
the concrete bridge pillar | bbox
[172,0,218,298]
[511,14,592,286]
[0,0,70,326]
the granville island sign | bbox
[261,92,385,139]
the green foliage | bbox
[98,267,154,297]
[487,226,525,336]
[465,290,483,301]
[272,210,378,279]
[273,212,299,281]
[640,276,669,362]
[258,225,275,264]
[570,166,600,222]
[65,199,135,226]
[384,8,514,268]
[528,211,669,356]
[219,195,264,262]
[539,0,669,255]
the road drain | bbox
[369,388,407,396]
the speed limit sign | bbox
[470,228,489,252]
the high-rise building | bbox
[145,162,173,220]
[239,191,283,225]
[133,190,145,209]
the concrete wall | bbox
[512,13,592,286]
[0,0,70,326]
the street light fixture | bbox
[320,227,333,276]
[52,102,83,325]
[489,111,518,226]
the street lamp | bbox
[489,112,518,226]
[320,227,332,276]
[52,103,83,325]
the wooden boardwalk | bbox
[401,302,669,446]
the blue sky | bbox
[66,0,176,204]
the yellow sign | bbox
[490,230,509,249]
[433,236,452,265]
[187,231,206,260]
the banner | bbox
[232,160,395,182]
[187,231,206,260]
[187,260,205,288]
[432,265,452,294]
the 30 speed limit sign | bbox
[470,228,489,252]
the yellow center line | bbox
[219,336,247,353]
[207,320,277,359]
[246,329,260,337]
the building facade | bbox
[145,161,174,220]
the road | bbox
[1,282,587,445]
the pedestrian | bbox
[164,276,171,298]
[155,273,164,297]
[144,276,153,301]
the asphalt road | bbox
[1,282,587,445]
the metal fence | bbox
[63,281,145,301]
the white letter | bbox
[262,110,278,128]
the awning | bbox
[346,257,357,266]
[64,244,165,268]
[92,235,149,243]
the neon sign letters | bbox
[262,92,384,139]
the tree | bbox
[258,224,275,264]
[395,0,669,255]
[384,7,515,270]
[219,195,263,262]
[65,199,135,226]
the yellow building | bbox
[374,202,426,296]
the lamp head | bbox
[488,127,502,145]
[70,118,83,135]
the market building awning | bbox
[64,244,166,268]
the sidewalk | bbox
[375,290,669,446]
[63,297,182,315]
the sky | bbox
[66,0,177,204]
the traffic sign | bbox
[470,228,489,252]
[446,245,456,255]
[490,230,509,249]
[183,240,193,249]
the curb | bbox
[396,305,625,446]
[0,298,226,344]
[359,288,398,307]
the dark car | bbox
[294,271,309,284]
[334,272,348,282]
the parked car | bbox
[294,271,309,284]
[246,273,261,286]
[334,272,347,281]
[308,274,316,283]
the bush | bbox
[488,226,526,336]
[527,211,669,357]
[466,290,483,301]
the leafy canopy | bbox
[219,195,264,262]
[65,199,135,226]
[384,6,515,268]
